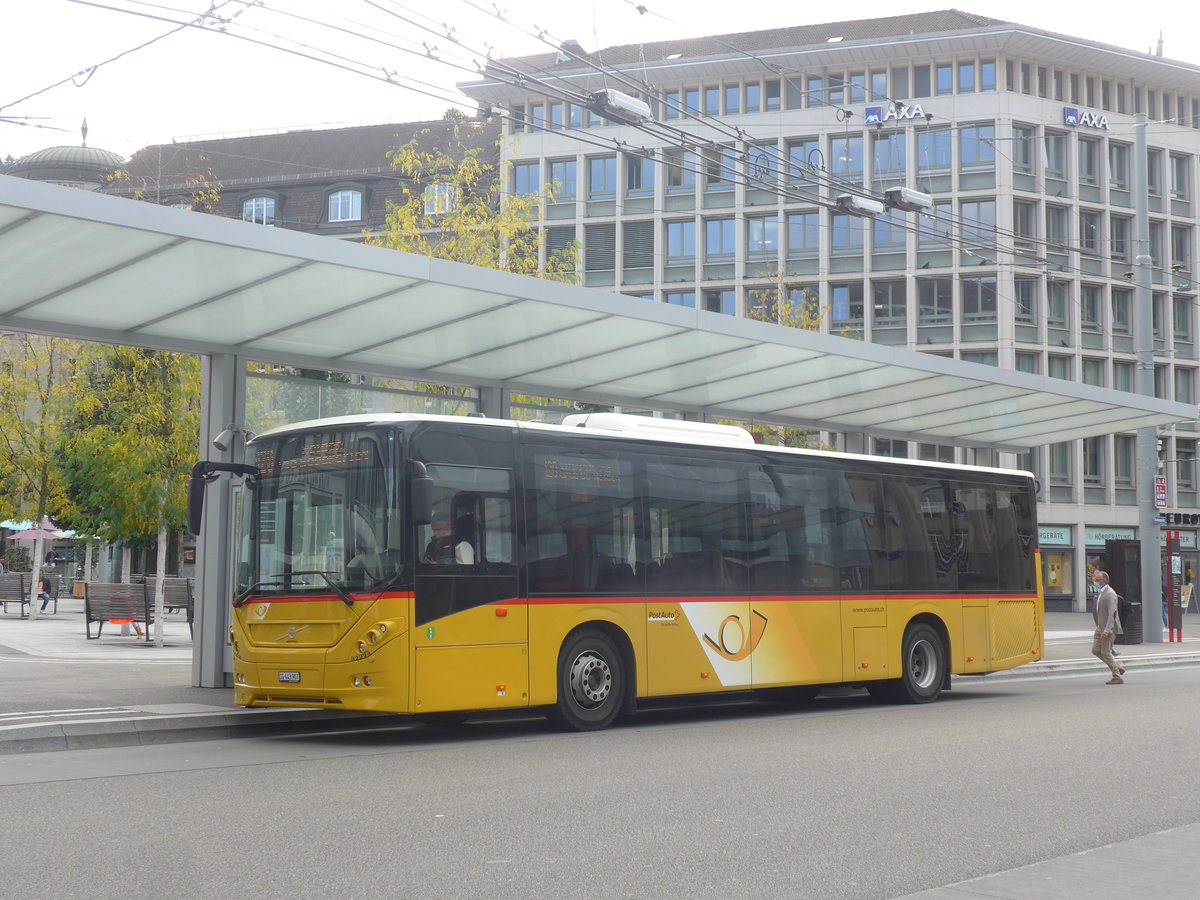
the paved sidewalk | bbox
[2,600,1198,755]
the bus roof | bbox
[248,412,1034,482]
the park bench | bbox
[84,579,194,640]
[0,572,59,616]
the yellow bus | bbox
[191,413,1044,731]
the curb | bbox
[0,707,392,756]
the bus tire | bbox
[865,623,946,704]
[549,629,625,731]
[895,623,946,704]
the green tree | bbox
[365,123,578,282]
[60,345,201,644]
[0,335,80,615]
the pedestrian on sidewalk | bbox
[1092,570,1125,684]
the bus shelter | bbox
[1,174,1193,686]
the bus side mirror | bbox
[188,461,258,536]
[409,461,434,526]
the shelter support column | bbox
[193,353,247,687]
[478,385,510,418]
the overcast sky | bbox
[2,0,1195,162]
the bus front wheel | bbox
[549,629,625,731]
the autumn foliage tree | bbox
[60,345,201,644]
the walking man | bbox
[1092,570,1126,684]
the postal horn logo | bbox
[702,610,768,661]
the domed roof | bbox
[13,145,124,168]
[8,145,125,185]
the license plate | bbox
[278,671,301,683]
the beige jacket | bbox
[1093,584,1123,634]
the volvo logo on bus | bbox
[865,103,927,124]
[1063,107,1109,130]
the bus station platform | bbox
[2,599,1198,756]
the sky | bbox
[2,0,1196,163]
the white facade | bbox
[462,12,1200,609]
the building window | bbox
[1015,277,1038,323]
[787,138,821,183]
[584,223,615,272]
[588,156,617,198]
[513,161,540,197]
[765,79,781,111]
[872,280,906,326]
[1013,200,1036,249]
[1082,358,1104,386]
[873,210,906,253]
[744,81,761,112]
[1110,215,1131,260]
[957,61,975,93]
[664,89,681,120]
[622,221,654,271]
[1177,441,1196,489]
[1016,352,1039,374]
[705,218,736,260]
[242,196,275,225]
[786,212,820,258]
[913,64,931,97]
[546,225,576,266]
[917,128,952,174]
[1112,288,1132,335]
[1013,125,1035,174]
[959,124,995,170]
[747,144,778,187]
[549,159,577,199]
[746,216,779,258]
[724,84,740,115]
[918,202,953,249]
[1048,281,1069,328]
[1048,355,1072,381]
[1147,149,1162,196]
[665,291,696,308]
[1078,138,1099,185]
[704,145,737,191]
[624,154,653,196]
[872,131,906,178]
[1082,284,1103,331]
[917,276,953,324]
[703,289,736,316]
[423,183,457,215]
[666,220,696,263]
[847,72,866,103]
[830,135,863,182]
[875,438,908,458]
[1172,154,1192,200]
[704,85,720,116]
[1079,209,1101,254]
[1108,143,1129,190]
[1172,225,1192,271]
[1049,442,1071,485]
[327,189,362,222]
[665,148,697,192]
[1177,368,1195,404]
[1150,220,1164,266]
[980,60,996,92]
[961,351,998,366]
[871,70,888,102]
[683,87,701,115]
[1174,295,1194,340]
[1045,205,1068,251]
[1114,361,1133,391]
[960,200,996,246]
[1082,437,1104,485]
[1044,132,1066,179]
[830,213,864,256]
[961,275,997,322]
[831,282,864,326]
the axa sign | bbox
[865,103,926,124]
[1063,106,1109,130]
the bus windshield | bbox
[236,428,401,597]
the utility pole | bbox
[1133,113,1164,643]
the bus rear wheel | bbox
[549,629,625,731]
[868,623,946,704]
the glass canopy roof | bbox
[1,174,1192,450]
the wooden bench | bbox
[84,579,194,640]
[84,582,153,640]
[0,572,59,616]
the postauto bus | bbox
[189,413,1043,731]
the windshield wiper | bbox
[233,578,286,608]
[287,570,355,607]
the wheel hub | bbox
[569,651,611,706]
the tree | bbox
[59,345,201,644]
[0,334,80,617]
[364,122,578,282]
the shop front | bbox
[1039,525,1075,612]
